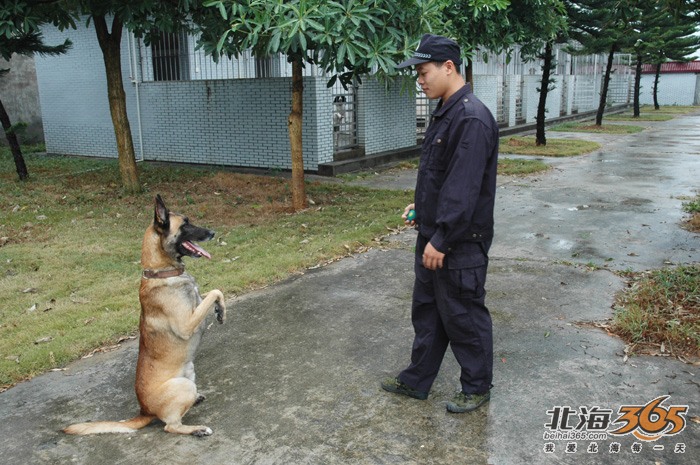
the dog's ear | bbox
[154,195,170,233]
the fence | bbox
[134,32,633,152]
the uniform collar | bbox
[433,83,472,118]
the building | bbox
[33,22,638,174]
[640,61,700,106]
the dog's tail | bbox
[63,414,156,435]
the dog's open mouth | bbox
[182,240,212,259]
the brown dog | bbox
[64,195,226,436]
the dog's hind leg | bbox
[154,378,213,436]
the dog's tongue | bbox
[183,241,211,259]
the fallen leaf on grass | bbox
[69,293,90,304]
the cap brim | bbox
[396,57,431,69]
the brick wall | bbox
[34,23,134,158]
[356,77,416,154]
[138,77,333,171]
[34,22,334,171]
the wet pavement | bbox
[1,113,699,464]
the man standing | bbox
[381,34,498,413]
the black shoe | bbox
[381,377,428,400]
[446,391,490,413]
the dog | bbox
[64,194,226,436]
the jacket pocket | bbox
[426,132,448,171]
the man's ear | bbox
[154,194,170,233]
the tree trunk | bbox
[0,97,28,180]
[595,44,616,126]
[465,57,474,87]
[288,57,307,211]
[535,41,553,146]
[94,15,140,194]
[653,63,661,110]
[633,53,642,117]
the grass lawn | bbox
[639,104,698,114]
[497,157,550,175]
[550,121,645,134]
[340,156,551,182]
[612,264,699,361]
[606,112,674,122]
[1,150,415,389]
[500,136,601,157]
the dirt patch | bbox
[683,211,700,233]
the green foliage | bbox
[448,0,567,59]
[197,0,444,87]
[682,198,700,214]
[0,1,73,61]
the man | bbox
[381,34,498,413]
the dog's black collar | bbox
[142,267,185,279]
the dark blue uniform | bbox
[398,83,498,395]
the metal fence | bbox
[331,81,358,151]
[134,33,633,150]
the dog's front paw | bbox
[214,300,226,324]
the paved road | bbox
[1,113,698,464]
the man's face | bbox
[416,62,448,100]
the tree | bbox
[566,0,639,126]
[0,1,73,181]
[56,1,194,193]
[641,2,700,110]
[447,0,512,85]
[449,0,568,145]
[197,0,443,211]
[510,0,568,146]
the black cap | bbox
[397,34,462,68]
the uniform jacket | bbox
[415,83,499,256]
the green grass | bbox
[639,104,698,114]
[500,136,601,157]
[606,112,674,122]
[550,121,645,134]
[0,150,413,389]
[339,156,550,181]
[497,157,549,175]
[612,264,699,359]
[683,197,700,215]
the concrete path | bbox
[1,113,699,464]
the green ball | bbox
[406,209,416,221]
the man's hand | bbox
[402,203,416,226]
[423,242,445,270]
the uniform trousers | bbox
[399,234,493,394]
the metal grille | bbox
[331,81,358,152]
[496,74,506,125]
[416,86,430,140]
[515,77,525,124]
[133,32,635,141]
[560,76,568,115]
[150,31,190,81]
